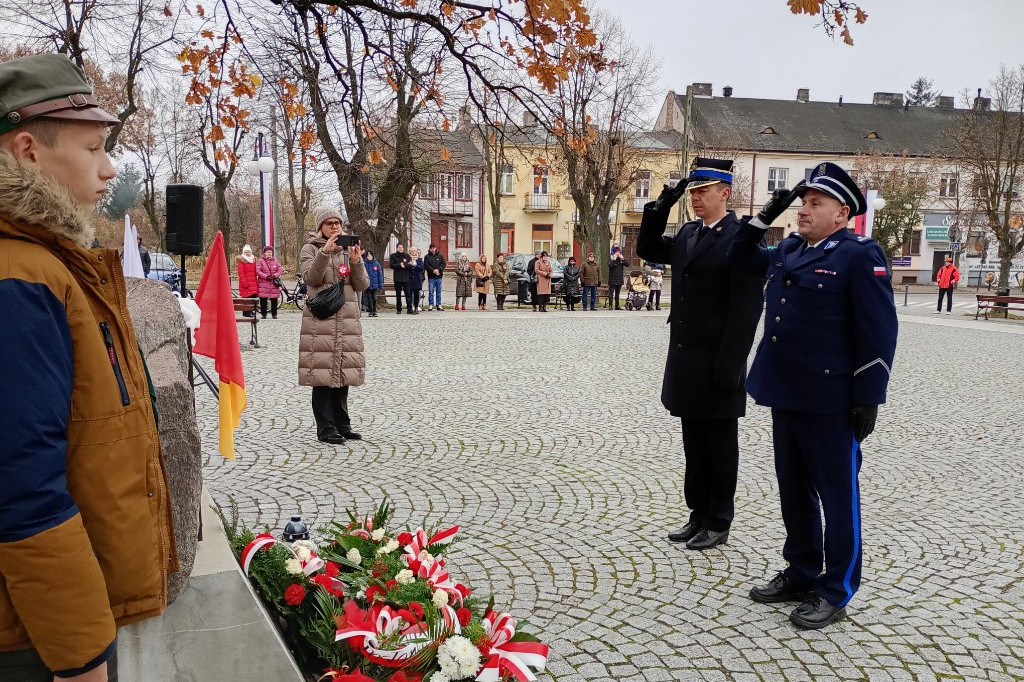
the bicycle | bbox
[279,273,307,310]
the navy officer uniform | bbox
[728,162,898,629]
[637,158,765,551]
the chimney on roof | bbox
[873,92,904,106]
[723,85,733,97]
[839,95,843,107]
[797,88,810,103]
[936,96,955,109]
[458,104,471,130]
[973,89,991,111]
[665,90,676,130]
[691,82,712,97]
[523,111,537,126]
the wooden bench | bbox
[975,294,1024,320]
[234,297,259,347]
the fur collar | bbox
[0,150,95,248]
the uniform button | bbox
[774,316,781,323]
[817,283,823,290]
[147,491,154,497]
[676,343,682,348]
[824,369,830,375]
[786,280,791,286]
[97,255,103,262]
[100,278,107,284]
[771,336,777,342]
[780,298,786,304]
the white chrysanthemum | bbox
[431,672,451,682]
[346,548,362,565]
[293,540,315,550]
[437,635,481,679]
[284,558,303,575]
[355,589,366,599]
[418,550,434,566]
[376,539,399,556]
[432,589,449,608]
[371,528,386,542]
[395,569,415,585]
[295,546,312,562]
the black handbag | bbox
[475,277,485,287]
[307,280,346,319]
[272,276,283,288]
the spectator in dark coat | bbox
[389,243,412,314]
[408,247,425,314]
[527,249,541,311]
[580,252,601,311]
[608,247,628,310]
[424,243,446,310]
[363,250,384,317]
[562,256,582,310]
[137,236,150,275]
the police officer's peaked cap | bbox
[687,157,733,189]
[0,54,118,136]
[800,162,866,217]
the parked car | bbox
[146,251,181,282]
[504,253,563,302]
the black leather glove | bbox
[757,180,806,225]
[850,404,878,442]
[650,178,691,214]
[714,369,743,393]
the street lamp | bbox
[872,195,886,211]
[246,132,276,249]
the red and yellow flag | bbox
[193,231,246,459]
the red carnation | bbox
[371,561,387,578]
[397,532,413,545]
[324,561,340,578]
[365,585,383,603]
[385,579,398,590]
[455,583,471,599]
[397,608,416,624]
[408,601,425,620]
[284,583,306,606]
[456,607,472,627]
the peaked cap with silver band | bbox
[686,156,733,189]
[799,162,866,217]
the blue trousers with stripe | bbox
[771,409,862,607]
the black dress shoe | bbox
[666,521,701,543]
[749,571,813,604]
[338,430,362,440]
[789,593,846,630]
[318,432,347,445]
[685,528,729,550]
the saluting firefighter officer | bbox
[637,158,765,551]
[728,162,898,629]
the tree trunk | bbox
[214,176,232,254]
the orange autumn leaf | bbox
[163,3,172,16]
[841,26,854,45]
[368,149,384,164]
[787,0,822,14]
[196,3,205,17]
[855,8,868,23]
[439,146,452,162]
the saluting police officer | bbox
[637,158,765,551]
[728,162,899,629]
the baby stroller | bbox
[625,270,650,311]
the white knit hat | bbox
[312,205,343,233]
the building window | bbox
[668,171,683,188]
[634,170,651,208]
[531,224,552,254]
[939,173,958,197]
[533,165,549,195]
[455,173,473,201]
[438,173,453,200]
[901,230,922,256]
[768,167,789,192]
[455,221,473,248]
[499,163,514,195]
[418,174,436,199]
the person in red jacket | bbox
[237,244,258,317]
[934,256,960,315]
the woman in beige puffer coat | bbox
[298,206,370,444]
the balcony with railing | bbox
[523,193,561,212]
[624,197,649,213]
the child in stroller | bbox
[625,270,650,310]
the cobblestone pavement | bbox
[198,306,1024,682]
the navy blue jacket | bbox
[409,257,425,289]
[364,257,384,289]
[728,224,898,414]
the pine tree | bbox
[905,77,938,107]
[101,164,143,220]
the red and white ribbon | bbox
[475,611,549,682]
[335,604,429,667]
[414,557,467,606]
[241,533,326,577]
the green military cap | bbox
[0,53,118,136]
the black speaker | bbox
[165,184,204,255]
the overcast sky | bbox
[590,0,1022,108]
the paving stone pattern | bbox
[198,308,1024,682]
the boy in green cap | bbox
[0,54,176,681]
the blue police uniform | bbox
[729,219,898,608]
